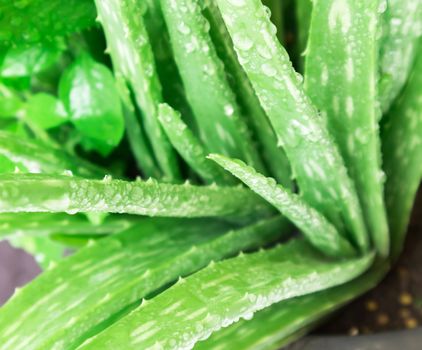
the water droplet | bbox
[295,72,304,84]
[103,175,113,183]
[378,0,387,14]
[224,104,234,117]
[263,6,272,19]
[261,63,276,77]
[256,44,272,59]
[177,22,191,35]
[227,0,246,7]
[232,33,253,51]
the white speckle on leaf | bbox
[329,0,352,34]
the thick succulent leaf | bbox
[143,0,197,130]
[202,0,292,188]
[23,93,68,130]
[0,216,290,350]
[0,44,63,78]
[0,173,273,219]
[382,42,422,260]
[305,0,389,256]
[210,154,355,257]
[0,213,136,240]
[0,130,104,177]
[158,104,231,185]
[295,0,313,71]
[215,0,368,252]
[95,0,181,181]
[115,75,160,179]
[196,261,389,350]
[0,0,96,45]
[379,0,422,112]
[78,239,374,350]
[160,0,266,173]
[59,54,125,156]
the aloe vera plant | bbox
[305,0,389,256]
[0,0,420,349]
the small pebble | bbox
[376,313,390,326]
[348,327,359,336]
[399,292,413,306]
[365,300,379,312]
[405,318,418,329]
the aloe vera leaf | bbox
[115,75,160,178]
[295,0,313,70]
[160,0,266,173]
[305,0,389,256]
[143,0,197,130]
[382,43,422,261]
[211,154,355,257]
[49,233,108,249]
[379,0,422,112]
[158,104,231,185]
[95,0,181,181]
[0,130,104,177]
[0,0,96,45]
[196,261,389,350]
[0,213,136,239]
[0,216,289,350]
[263,0,285,43]
[215,0,368,252]
[78,239,374,350]
[202,0,293,188]
[0,173,273,219]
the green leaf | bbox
[379,0,422,112]
[143,0,197,131]
[0,44,63,78]
[23,93,68,129]
[59,54,125,156]
[382,42,422,260]
[78,239,374,350]
[158,104,231,185]
[202,0,293,188]
[0,0,96,45]
[0,130,105,177]
[160,0,266,173]
[0,213,137,240]
[0,83,23,118]
[295,0,313,71]
[215,0,369,252]
[197,261,389,350]
[0,154,17,173]
[0,216,289,350]
[115,75,160,179]
[95,0,181,181]
[305,0,389,256]
[0,173,273,219]
[210,154,356,257]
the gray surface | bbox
[287,329,422,350]
[0,241,41,306]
